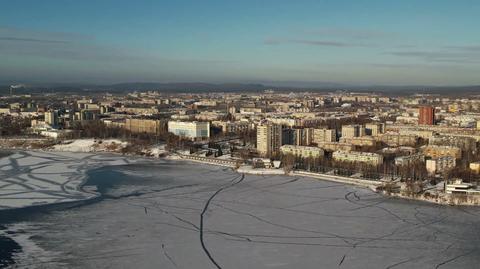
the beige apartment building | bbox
[332,150,383,165]
[426,156,456,175]
[317,142,354,152]
[422,145,462,159]
[313,128,336,143]
[280,145,324,159]
[212,120,251,133]
[470,162,480,173]
[257,124,282,157]
[341,124,365,138]
[340,136,376,147]
[125,118,168,135]
[377,133,419,147]
[365,123,385,136]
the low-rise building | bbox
[469,162,480,173]
[280,145,324,159]
[332,150,383,165]
[378,133,418,147]
[317,142,354,152]
[445,179,480,195]
[395,153,425,166]
[168,121,210,139]
[426,156,456,175]
[423,145,462,159]
[339,136,376,147]
[212,121,251,133]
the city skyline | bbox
[2,1,480,86]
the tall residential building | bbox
[341,124,364,138]
[44,110,58,127]
[257,124,282,157]
[313,128,336,143]
[418,106,435,125]
[365,123,385,136]
[168,121,210,139]
[282,128,313,146]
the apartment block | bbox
[341,124,365,138]
[280,145,324,159]
[313,128,336,143]
[257,124,282,157]
[426,156,456,175]
[365,123,385,136]
[125,118,168,135]
[168,121,210,139]
[332,150,383,165]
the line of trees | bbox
[0,115,31,136]
[280,153,433,181]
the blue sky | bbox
[1,0,480,86]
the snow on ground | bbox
[237,165,286,175]
[142,144,168,158]
[3,161,480,269]
[0,151,136,210]
[51,139,127,153]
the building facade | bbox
[365,123,385,136]
[426,156,456,175]
[125,118,168,135]
[257,124,282,157]
[168,121,210,139]
[280,145,324,159]
[418,106,435,125]
[341,124,364,138]
[313,128,336,143]
[332,150,383,165]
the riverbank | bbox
[168,153,480,206]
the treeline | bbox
[0,115,31,136]
[66,120,216,154]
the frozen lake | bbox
[1,155,480,268]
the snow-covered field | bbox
[2,159,480,269]
[0,151,136,210]
[50,139,128,153]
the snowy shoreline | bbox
[1,138,478,209]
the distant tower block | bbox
[418,106,435,125]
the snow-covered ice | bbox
[0,151,137,210]
[2,158,480,269]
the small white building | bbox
[445,179,480,195]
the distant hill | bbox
[103,82,268,92]
[1,82,480,96]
